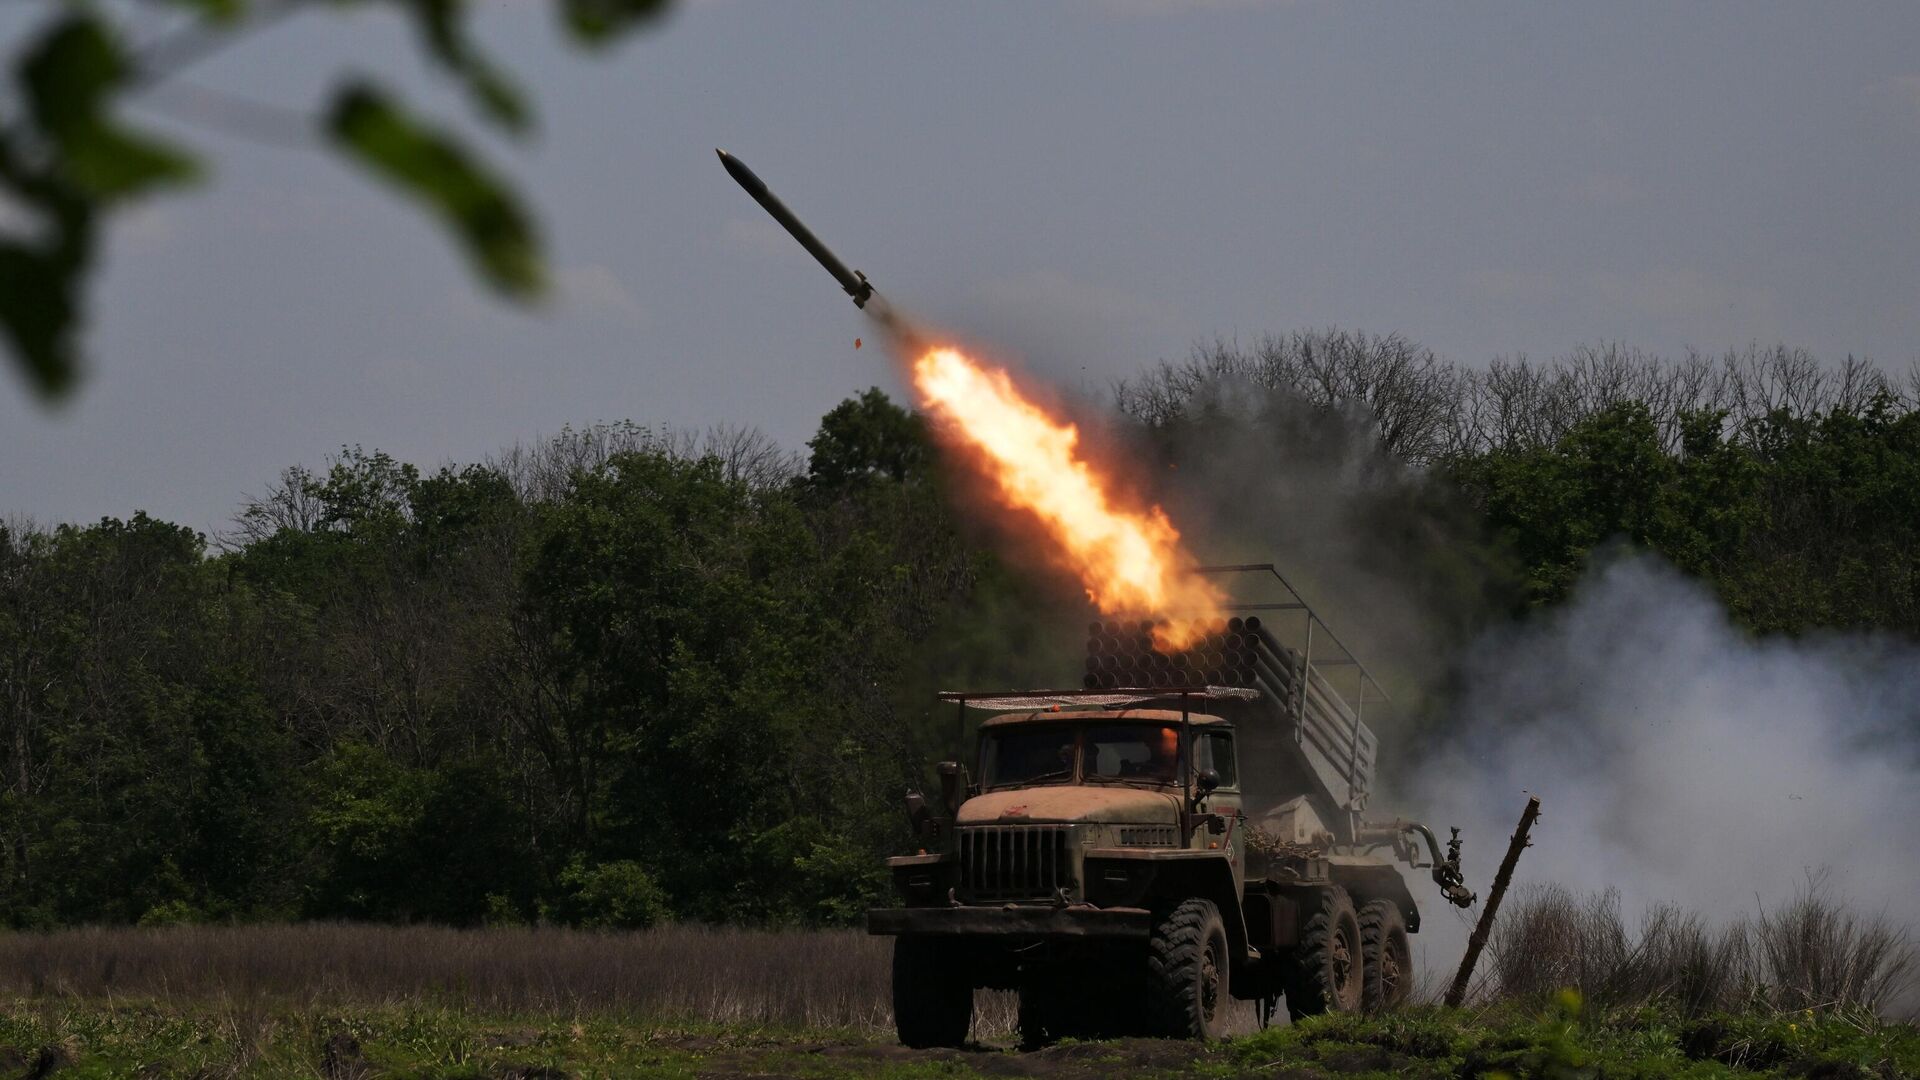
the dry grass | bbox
[0,924,934,1030]
[1490,883,1917,1017]
[0,924,1263,1040]
[8,885,1906,1042]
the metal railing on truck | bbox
[951,563,1384,821]
[1082,563,1386,818]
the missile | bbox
[717,149,875,309]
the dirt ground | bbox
[670,1035,1221,1080]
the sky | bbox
[4,0,1919,534]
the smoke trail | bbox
[1409,555,1920,984]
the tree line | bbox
[4,337,1918,928]
[1120,333,1920,632]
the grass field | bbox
[0,996,1916,1078]
[0,896,1912,1078]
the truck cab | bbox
[871,701,1254,1045]
[960,709,1243,902]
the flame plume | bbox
[911,346,1224,651]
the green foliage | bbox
[307,744,436,919]
[0,391,1008,928]
[1449,396,1920,635]
[5,383,1919,932]
[0,0,675,400]
[307,746,538,925]
[554,857,670,929]
[398,0,532,134]
[20,16,197,200]
[1450,403,1677,606]
[0,1004,906,1079]
[137,899,203,927]
[326,83,543,297]
[561,0,675,46]
[521,448,889,920]
[0,995,1906,1079]
[0,9,198,397]
[806,388,935,492]
[1225,1001,1920,1079]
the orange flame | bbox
[911,346,1224,650]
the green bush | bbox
[556,859,670,930]
[135,900,201,927]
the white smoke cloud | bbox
[1115,366,1920,999]
[1406,555,1920,983]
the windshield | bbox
[979,723,1182,789]
[1081,723,1181,783]
[980,725,1078,788]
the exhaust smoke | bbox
[1413,555,1920,993]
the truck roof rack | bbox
[938,686,1260,711]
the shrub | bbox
[1491,882,1915,1017]
[556,859,670,930]
[136,900,202,927]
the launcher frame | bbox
[942,563,1387,839]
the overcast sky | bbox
[5,1,1919,533]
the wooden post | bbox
[1445,795,1541,1008]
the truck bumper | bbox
[866,905,1151,938]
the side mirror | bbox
[903,791,933,838]
[1194,768,1221,796]
[936,760,967,816]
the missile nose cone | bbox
[716,148,758,191]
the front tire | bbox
[1287,885,1362,1020]
[892,937,972,1048]
[1146,898,1230,1039]
[1359,900,1412,1012]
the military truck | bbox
[867,564,1474,1046]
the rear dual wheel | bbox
[1286,886,1363,1020]
[1359,899,1412,1012]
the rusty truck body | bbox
[867,564,1472,1046]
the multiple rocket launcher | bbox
[1085,615,1377,816]
[1084,615,1293,691]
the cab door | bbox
[1192,729,1245,891]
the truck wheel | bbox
[1146,898,1230,1039]
[1286,885,1362,1020]
[892,937,972,1048]
[1359,900,1412,1012]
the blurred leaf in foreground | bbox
[325,83,544,298]
[21,15,199,200]
[561,0,673,46]
[0,12,198,400]
[0,0,675,402]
